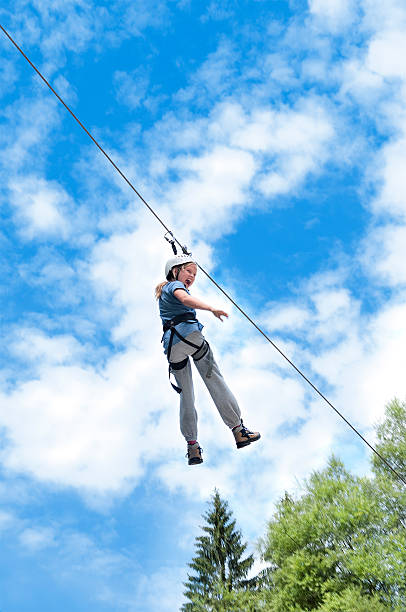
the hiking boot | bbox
[186,442,203,465]
[233,421,261,449]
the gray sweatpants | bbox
[169,331,242,442]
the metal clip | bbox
[164,231,178,255]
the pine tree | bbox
[182,489,255,611]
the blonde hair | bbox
[154,263,196,299]
[155,280,168,300]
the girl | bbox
[155,254,261,465]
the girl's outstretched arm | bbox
[174,289,228,321]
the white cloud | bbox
[337,3,406,111]
[0,510,15,532]
[0,349,169,492]
[309,0,358,32]
[175,40,237,103]
[146,96,335,234]
[8,175,72,239]
[338,57,385,106]
[308,296,406,431]
[133,566,187,611]
[310,288,358,340]
[362,224,406,286]
[201,0,235,23]
[362,0,406,34]
[256,103,335,196]
[19,526,56,551]
[114,68,150,109]
[0,58,19,98]
[168,145,256,236]
[0,509,155,610]
[263,304,311,332]
[88,223,169,341]
[3,0,171,75]
[348,7,406,291]
[9,328,84,366]
[370,137,406,219]
[0,95,60,172]
[367,30,406,80]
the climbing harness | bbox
[162,313,212,393]
[3,22,406,487]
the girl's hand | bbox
[212,309,228,321]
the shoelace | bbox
[241,426,253,437]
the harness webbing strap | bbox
[162,312,198,332]
[192,342,209,362]
[168,357,189,393]
[193,341,213,379]
[162,314,199,360]
[170,358,189,370]
[163,313,201,393]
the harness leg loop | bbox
[193,340,213,379]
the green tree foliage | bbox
[260,398,406,612]
[316,586,391,612]
[372,398,406,529]
[182,489,255,611]
[372,398,406,483]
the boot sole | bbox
[188,458,203,465]
[236,433,261,449]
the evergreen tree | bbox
[182,489,255,611]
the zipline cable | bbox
[2,23,405,488]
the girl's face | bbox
[177,263,197,289]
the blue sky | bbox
[2,0,406,609]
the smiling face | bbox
[176,263,197,289]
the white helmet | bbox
[165,254,196,279]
